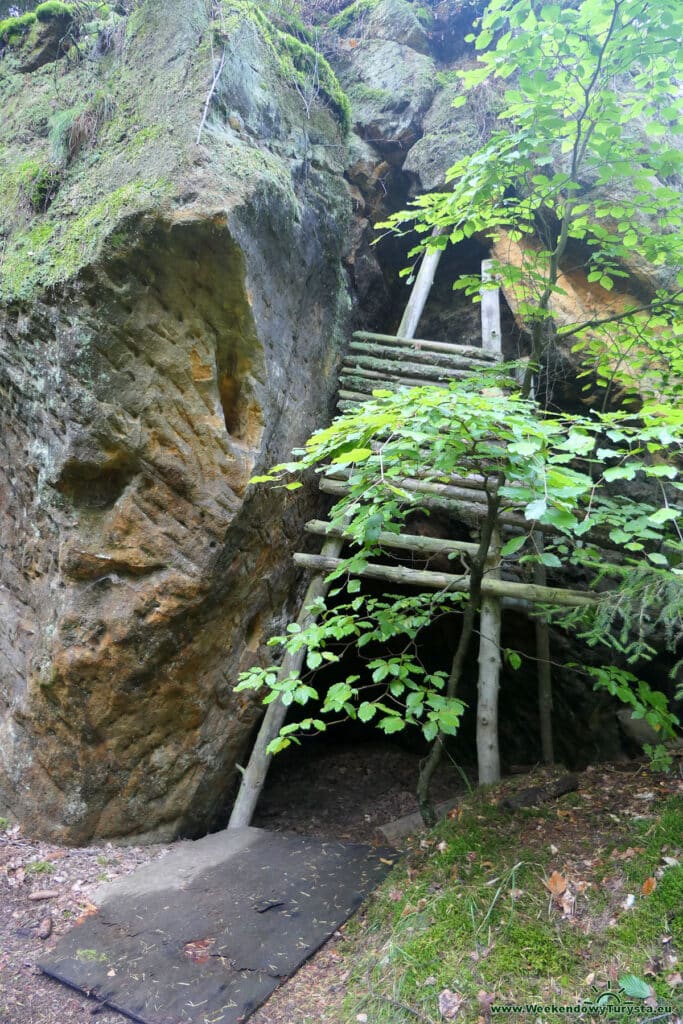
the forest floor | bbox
[1,748,681,1024]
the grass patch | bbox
[339,783,683,1022]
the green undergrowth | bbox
[339,789,683,1022]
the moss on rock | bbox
[0,11,37,45]
[220,1,351,135]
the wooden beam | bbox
[353,331,500,361]
[304,519,480,557]
[343,354,474,381]
[228,534,344,829]
[318,477,533,528]
[292,552,598,607]
[349,340,492,370]
[481,259,503,356]
[397,230,445,339]
[477,525,502,783]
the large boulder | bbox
[330,0,437,155]
[0,0,352,842]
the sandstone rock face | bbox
[332,0,437,154]
[0,0,351,842]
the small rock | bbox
[36,915,52,940]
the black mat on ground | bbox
[39,827,395,1024]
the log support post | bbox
[477,526,502,784]
[227,536,342,829]
[534,530,554,764]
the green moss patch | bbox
[220,1,350,136]
[336,770,683,1023]
[0,178,171,300]
[36,2,74,21]
[0,11,37,45]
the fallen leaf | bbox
[544,871,567,897]
[477,989,495,1012]
[389,889,403,902]
[423,976,437,987]
[36,916,52,940]
[437,841,448,853]
[585,972,596,985]
[662,856,680,868]
[666,972,682,987]
[642,877,657,896]
[439,988,465,1019]
[107,968,117,978]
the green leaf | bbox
[378,717,405,735]
[331,447,373,465]
[501,534,528,556]
[357,702,377,723]
[525,498,547,520]
[648,507,679,524]
[507,650,522,670]
[619,976,651,1000]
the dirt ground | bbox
[0,739,465,1024]
[2,744,680,1024]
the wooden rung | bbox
[328,466,531,510]
[343,354,474,382]
[353,330,501,361]
[318,478,533,528]
[349,341,493,370]
[340,368,452,388]
[304,519,480,557]
[292,553,597,608]
[337,388,370,403]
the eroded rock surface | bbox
[0,0,351,842]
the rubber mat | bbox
[39,827,395,1024]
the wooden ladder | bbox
[228,258,586,827]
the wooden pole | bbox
[476,262,503,784]
[534,530,554,764]
[304,519,480,557]
[228,534,343,829]
[292,552,598,607]
[397,230,445,340]
[477,525,502,784]
[352,331,500,361]
[481,259,503,355]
